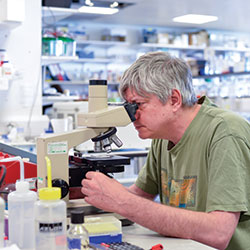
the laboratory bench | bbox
[122,224,217,250]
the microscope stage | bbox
[69,154,130,187]
[80,155,130,166]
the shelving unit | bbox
[41,6,250,109]
[41,30,135,104]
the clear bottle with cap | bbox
[1,156,37,250]
[35,156,67,250]
[67,210,89,250]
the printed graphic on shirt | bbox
[161,170,197,208]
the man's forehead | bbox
[124,88,150,102]
[125,88,140,100]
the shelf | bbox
[46,80,88,85]
[46,80,119,85]
[211,46,250,53]
[77,58,112,63]
[42,6,79,15]
[193,71,250,79]
[76,40,130,48]
[41,56,115,65]
[41,55,79,65]
[140,43,206,51]
[140,43,250,53]
[42,95,80,105]
[42,6,81,23]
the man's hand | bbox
[81,171,130,212]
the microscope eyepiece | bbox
[124,102,138,122]
[89,79,107,85]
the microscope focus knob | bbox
[52,178,69,199]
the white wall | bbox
[0,0,48,138]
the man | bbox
[81,51,250,250]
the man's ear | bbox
[170,89,182,112]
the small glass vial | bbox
[67,210,89,250]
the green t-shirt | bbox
[135,97,250,250]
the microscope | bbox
[36,80,138,208]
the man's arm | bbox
[81,172,240,250]
[119,190,240,250]
[128,183,156,200]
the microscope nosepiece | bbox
[94,141,102,152]
[110,134,123,148]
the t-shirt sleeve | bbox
[135,140,160,195]
[206,134,250,215]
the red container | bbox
[0,152,37,188]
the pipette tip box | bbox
[84,215,122,244]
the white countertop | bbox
[122,224,217,250]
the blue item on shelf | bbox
[76,51,94,59]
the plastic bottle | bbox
[0,196,5,248]
[0,163,6,247]
[67,210,89,250]
[35,156,67,250]
[0,156,37,250]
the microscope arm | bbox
[36,127,108,192]
[36,79,138,203]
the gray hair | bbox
[119,51,197,106]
